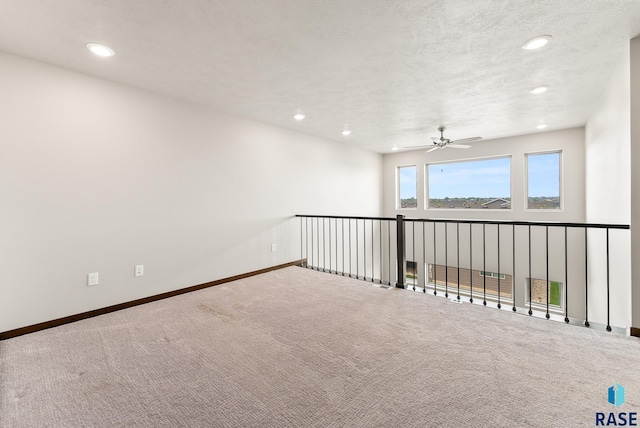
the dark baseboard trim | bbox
[1,259,305,341]
[631,327,640,338]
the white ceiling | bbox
[1,0,639,153]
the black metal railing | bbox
[299,215,397,284]
[297,214,630,333]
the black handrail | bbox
[296,214,629,230]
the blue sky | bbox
[400,154,560,200]
[427,157,511,198]
[528,153,560,197]
[399,166,417,199]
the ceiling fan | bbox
[405,127,482,153]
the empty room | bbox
[2,1,640,427]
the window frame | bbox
[424,155,512,211]
[397,164,418,210]
[524,150,563,212]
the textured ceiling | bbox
[1,0,639,153]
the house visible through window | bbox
[427,157,511,209]
[428,264,513,299]
[398,166,417,208]
[527,151,561,209]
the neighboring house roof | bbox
[481,198,510,206]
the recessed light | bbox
[342,130,351,136]
[86,42,115,57]
[522,35,552,50]
[529,85,549,95]
[391,146,399,151]
[536,124,548,130]
[293,113,306,121]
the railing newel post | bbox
[396,214,406,289]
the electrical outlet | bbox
[271,243,276,252]
[135,265,144,277]
[87,272,99,286]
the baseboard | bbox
[631,327,640,338]
[0,259,305,341]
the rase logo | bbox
[596,384,637,426]
[610,384,626,408]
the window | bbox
[406,261,417,285]
[526,152,561,210]
[479,271,506,280]
[398,166,417,208]
[426,157,511,209]
[526,278,563,309]
[428,264,513,299]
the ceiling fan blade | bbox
[403,144,432,149]
[450,136,482,144]
[426,147,439,153]
[447,144,471,149]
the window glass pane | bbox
[527,152,560,209]
[406,261,417,285]
[428,264,513,299]
[427,157,510,209]
[526,278,563,308]
[398,166,417,208]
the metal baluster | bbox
[413,221,416,291]
[606,228,611,332]
[336,219,339,275]
[388,220,391,285]
[379,220,382,284]
[445,223,448,298]
[329,218,332,274]
[497,224,501,309]
[305,217,313,268]
[424,222,427,293]
[469,223,473,303]
[349,219,352,277]
[342,218,345,276]
[457,222,460,301]
[545,226,550,319]
[356,220,360,279]
[335,218,340,275]
[433,222,437,295]
[564,227,569,323]
[483,223,486,306]
[372,219,375,283]
[528,225,532,316]
[323,218,327,273]
[512,224,516,312]
[585,227,589,327]
[363,220,367,280]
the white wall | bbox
[631,37,640,330]
[585,47,631,225]
[585,46,632,331]
[0,52,383,332]
[383,128,586,222]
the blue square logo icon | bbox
[608,384,625,408]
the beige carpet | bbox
[2,266,639,427]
